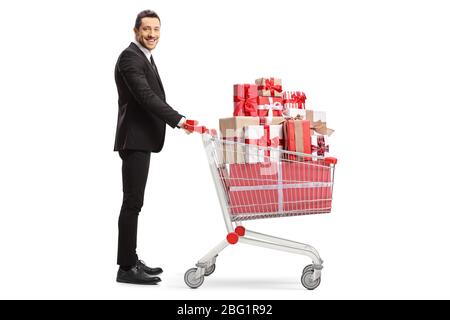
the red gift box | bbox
[233,84,258,116]
[283,118,312,160]
[282,91,307,110]
[256,96,283,117]
[244,124,284,163]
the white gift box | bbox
[244,125,284,163]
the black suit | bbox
[114,42,183,267]
[114,42,183,151]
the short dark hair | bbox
[134,10,160,29]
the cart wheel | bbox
[302,264,314,274]
[184,268,204,289]
[204,264,216,277]
[301,270,321,290]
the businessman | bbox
[114,10,188,285]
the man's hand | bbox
[179,118,194,134]
[177,117,191,134]
[182,126,193,135]
[180,119,212,135]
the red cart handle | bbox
[324,157,338,165]
[183,119,217,136]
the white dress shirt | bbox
[133,40,152,61]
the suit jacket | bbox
[114,42,183,152]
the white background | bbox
[0,0,449,300]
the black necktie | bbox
[150,55,164,95]
[150,55,158,74]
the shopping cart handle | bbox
[183,119,217,136]
[325,157,338,165]
[182,120,202,133]
[185,119,198,127]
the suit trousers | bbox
[117,149,151,266]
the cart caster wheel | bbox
[184,268,204,289]
[204,264,216,277]
[303,264,314,274]
[301,270,321,290]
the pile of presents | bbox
[219,77,334,164]
[218,77,335,216]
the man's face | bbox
[134,17,160,50]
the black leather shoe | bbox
[137,260,163,276]
[116,266,161,285]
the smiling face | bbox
[134,17,160,50]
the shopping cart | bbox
[182,121,337,290]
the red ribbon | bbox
[233,96,258,116]
[257,78,282,96]
[283,91,307,109]
[311,135,329,156]
[233,84,258,116]
[245,136,282,147]
[245,125,283,161]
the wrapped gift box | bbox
[219,117,260,164]
[255,77,283,97]
[244,124,283,163]
[304,110,334,136]
[256,96,283,117]
[283,107,307,118]
[283,108,304,118]
[282,109,334,136]
[243,125,265,163]
[259,116,285,125]
[233,84,258,116]
[282,109,322,121]
[311,135,330,157]
[282,91,306,116]
[306,109,326,122]
[283,118,312,160]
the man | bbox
[114,10,189,285]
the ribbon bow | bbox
[289,92,307,106]
[233,84,258,116]
[312,136,329,156]
[245,125,283,162]
[258,78,282,96]
[258,136,281,147]
[255,136,281,162]
[233,96,258,116]
[257,97,283,119]
[246,135,281,148]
